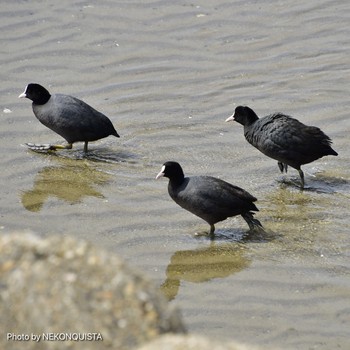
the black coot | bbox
[19,83,119,152]
[226,106,338,188]
[156,161,263,236]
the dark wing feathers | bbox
[34,94,117,143]
[185,176,256,203]
[169,176,258,224]
[245,113,336,166]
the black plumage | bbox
[226,106,338,188]
[156,161,263,236]
[19,83,119,152]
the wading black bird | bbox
[156,161,263,237]
[19,83,119,152]
[226,106,338,188]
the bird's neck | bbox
[169,175,185,187]
[245,115,259,127]
[33,93,51,106]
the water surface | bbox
[1,1,349,349]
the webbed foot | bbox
[25,143,72,152]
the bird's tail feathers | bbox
[242,212,264,232]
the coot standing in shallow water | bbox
[19,83,120,153]
[226,106,338,188]
[156,161,263,237]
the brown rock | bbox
[0,233,185,350]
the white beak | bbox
[156,165,166,180]
[19,85,28,98]
[225,115,234,122]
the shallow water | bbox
[1,0,350,349]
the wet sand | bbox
[1,1,350,349]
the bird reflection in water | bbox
[21,159,111,212]
[160,242,250,301]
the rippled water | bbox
[1,1,349,349]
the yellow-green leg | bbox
[209,224,215,240]
[194,224,216,239]
[298,169,305,189]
